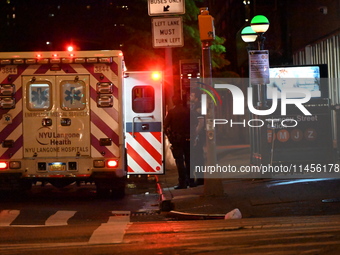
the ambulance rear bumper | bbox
[0,168,126,181]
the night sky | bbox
[0,1,130,51]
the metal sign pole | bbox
[202,41,223,196]
[198,7,224,196]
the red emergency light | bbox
[151,71,161,81]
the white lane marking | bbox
[45,210,77,226]
[0,210,76,227]
[88,211,131,244]
[0,210,20,226]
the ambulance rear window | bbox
[28,83,51,110]
[61,81,86,110]
[132,86,155,113]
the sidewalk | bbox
[157,146,340,219]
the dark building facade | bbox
[203,0,339,79]
[200,0,339,146]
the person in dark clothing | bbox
[164,95,196,189]
[190,89,205,186]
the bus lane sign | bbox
[148,0,185,16]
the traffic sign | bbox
[148,0,185,16]
[152,17,183,48]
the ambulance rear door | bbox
[23,75,90,158]
[124,71,164,174]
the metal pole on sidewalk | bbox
[198,7,223,196]
[202,42,224,196]
[165,47,174,110]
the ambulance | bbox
[0,50,164,198]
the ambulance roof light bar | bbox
[67,45,75,57]
[0,50,122,65]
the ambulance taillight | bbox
[93,159,118,168]
[0,162,8,170]
[107,160,118,168]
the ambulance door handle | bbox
[42,118,52,126]
[132,115,154,137]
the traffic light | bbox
[198,8,215,41]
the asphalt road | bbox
[2,215,340,254]
[0,176,164,254]
[2,176,340,254]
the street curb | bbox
[154,175,226,215]
[155,175,174,212]
[154,175,228,218]
[166,210,225,220]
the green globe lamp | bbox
[241,26,257,43]
[250,15,270,34]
